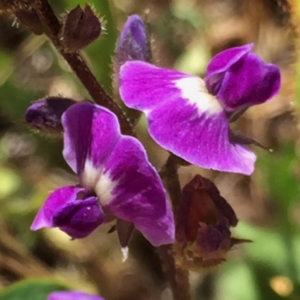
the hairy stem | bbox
[32,0,132,135]
[159,154,191,300]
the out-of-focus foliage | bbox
[0,279,67,300]
[0,0,299,299]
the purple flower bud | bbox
[176,175,249,269]
[14,8,44,35]
[115,15,151,68]
[60,5,101,51]
[25,97,77,134]
[48,290,105,300]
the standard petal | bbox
[48,290,105,300]
[119,60,196,110]
[31,186,105,238]
[62,102,121,183]
[205,44,281,111]
[147,99,256,174]
[94,136,175,246]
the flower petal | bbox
[62,102,121,182]
[119,61,256,174]
[31,186,105,238]
[205,44,281,111]
[120,60,194,110]
[95,135,174,246]
[48,290,105,300]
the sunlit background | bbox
[0,0,299,299]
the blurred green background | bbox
[0,0,299,299]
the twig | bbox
[32,0,132,135]
[159,154,191,300]
[158,245,191,300]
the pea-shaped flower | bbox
[119,44,281,174]
[30,102,174,248]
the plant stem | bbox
[160,154,182,209]
[159,154,191,300]
[19,1,191,298]
[32,0,132,135]
[158,244,191,300]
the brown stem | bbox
[159,154,191,300]
[158,244,191,300]
[160,154,182,209]
[32,0,133,135]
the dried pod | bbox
[60,5,101,51]
[176,174,249,269]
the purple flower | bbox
[48,290,104,300]
[31,102,174,247]
[119,44,281,174]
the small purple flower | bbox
[48,290,104,300]
[31,102,174,247]
[119,44,281,174]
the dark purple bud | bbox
[60,5,101,51]
[25,97,77,134]
[115,14,151,67]
[176,174,247,269]
[14,8,44,35]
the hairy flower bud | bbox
[25,97,77,134]
[60,5,101,51]
[176,174,249,269]
[14,8,44,35]
[115,14,151,67]
[114,15,152,124]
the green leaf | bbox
[257,142,300,212]
[0,278,68,300]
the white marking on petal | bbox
[82,160,118,206]
[175,77,222,115]
[94,171,118,206]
